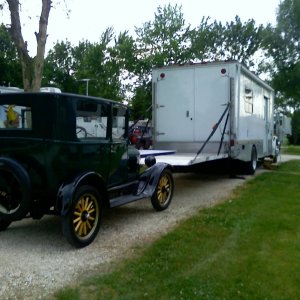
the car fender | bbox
[136,162,172,198]
[57,171,106,216]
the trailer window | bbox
[0,104,32,129]
[244,87,253,114]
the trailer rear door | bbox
[153,65,230,144]
[194,66,230,142]
[154,67,194,142]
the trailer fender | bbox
[136,162,173,198]
[57,171,106,216]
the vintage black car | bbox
[0,92,174,248]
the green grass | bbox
[281,145,300,155]
[54,161,300,300]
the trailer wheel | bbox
[246,146,257,175]
[151,169,174,211]
[62,185,102,248]
[0,158,31,221]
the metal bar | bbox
[217,112,230,155]
[191,102,230,163]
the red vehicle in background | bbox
[129,125,153,150]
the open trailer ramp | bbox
[140,150,229,167]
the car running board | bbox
[108,180,149,208]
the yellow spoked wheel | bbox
[151,169,174,211]
[62,185,102,248]
[73,193,99,240]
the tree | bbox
[75,27,124,100]
[43,29,135,98]
[216,17,264,69]
[130,81,152,121]
[111,30,139,98]
[290,110,300,144]
[135,4,191,74]
[190,16,265,70]
[0,23,22,86]
[43,40,83,92]
[4,0,52,91]
[189,17,220,62]
[262,0,300,112]
[130,5,192,115]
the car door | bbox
[107,104,131,187]
[75,99,111,181]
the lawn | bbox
[281,144,300,155]
[54,160,300,300]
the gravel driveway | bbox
[0,154,297,299]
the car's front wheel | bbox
[151,169,174,211]
[62,185,102,248]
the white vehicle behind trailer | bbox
[150,61,276,173]
[0,86,23,93]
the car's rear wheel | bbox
[151,169,174,211]
[62,185,102,248]
[0,158,31,221]
[0,220,11,231]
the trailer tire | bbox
[246,146,257,175]
[0,158,31,221]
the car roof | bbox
[0,92,128,108]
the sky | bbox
[1,0,281,55]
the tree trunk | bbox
[7,0,52,92]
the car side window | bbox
[0,104,32,129]
[112,105,126,140]
[76,101,109,139]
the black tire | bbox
[0,158,31,221]
[246,146,257,175]
[62,185,102,248]
[0,220,11,231]
[151,169,174,211]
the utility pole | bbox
[78,79,92,96]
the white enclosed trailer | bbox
[150,61,275,173]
